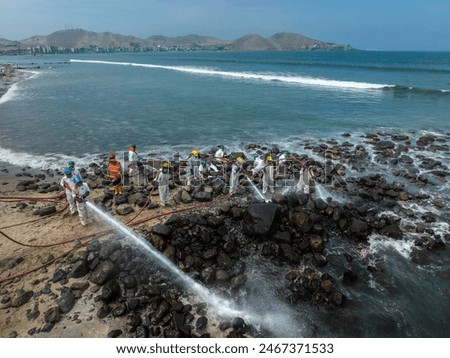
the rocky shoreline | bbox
[0,63,15,99]
[1,130,449,338]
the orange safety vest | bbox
[108,160,122,180]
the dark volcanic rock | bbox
[379,224,403,240]
[152,223,172,237]
[290,210,314,233]
[35,205,57,216]
[349,219,369,240]
[44,306,61,324]
[195,316,208,330]
[70,260,90,278]
[107,329,123,338]
[89,260,116,285]
[11,290,34,307]
[101,280,121,304]
[57,287,75,313]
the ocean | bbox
[1,50,449,337]
[1,51,449,166]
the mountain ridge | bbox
[0,29,353,54]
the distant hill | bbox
[226,32,343,51]
[0,29,352,54]
[228,34,277,51]
[20,29,147,49]
[0,38,22,53]
[147,34,228,48]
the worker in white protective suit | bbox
[72,175,91,226]
[199,159,210,179]
[262,154,275,194]
[215,145,225,159]
[251,154,265,176]
[186,149,200,185]
[155,161,170,207]
[60,167,76,215]
[296,161,318,195]
[128,144,139,186]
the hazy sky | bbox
[0,0,449,50]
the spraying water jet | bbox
[245,175,267,202]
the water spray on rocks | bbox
[85,201,260,324]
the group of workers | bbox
[181,145,318,196]
[61,144,319,226]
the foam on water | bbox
[70,59,391,91]
[368,233,415,260]
[0,82,20,105]
[0,145,99,170]
[0,70,40,105]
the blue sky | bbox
[0,0,449,50]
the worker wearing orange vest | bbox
[108,152,123,195]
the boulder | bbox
[115,206,134,215]
[290,210,314,233]
[379,224,403,240]
[349,219,369,239]
[44,307,61,324]
[57,287,75,313]
[194,191,212,202]
[35,206,57,216]
[152,223,172,237]
[89,260,116,285]
[11,290,34,307]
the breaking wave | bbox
[70,59,391,91]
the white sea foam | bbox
[70,59,391,91]
[0,145,99,170]
[0,82,20,105]
[0,70,41,105]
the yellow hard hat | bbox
[192,149,199,157]
[236,156,244,163]
[266,155,273,162]
[162,161,169,168]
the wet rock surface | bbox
[1,131,449,338]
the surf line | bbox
[70,59,390,90]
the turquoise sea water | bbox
[0,51,449,166]
[1,51,449,337]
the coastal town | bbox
[0,29,353,55]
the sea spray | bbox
[85,201,248,318]
[245,175,267,202]
[314,183,348,204]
